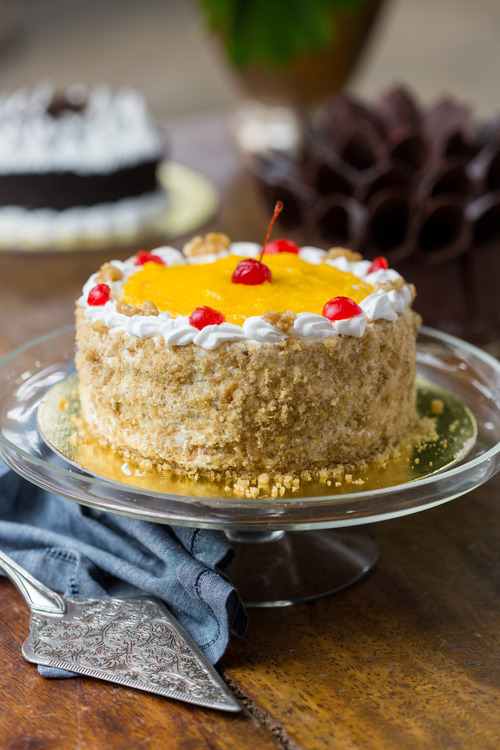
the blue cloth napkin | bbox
[0,460,247,677]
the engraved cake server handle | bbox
[0,547,66,615]
[0,547,240,711]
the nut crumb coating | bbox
[75,306,420,478]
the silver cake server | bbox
[0,548,240,712]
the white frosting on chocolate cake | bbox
[0,83,164,174]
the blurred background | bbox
[0,0,499,119]
[0,0,500,351]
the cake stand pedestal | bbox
[225,528,378,607]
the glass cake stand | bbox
[0,326,498,607]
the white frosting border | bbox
[0,83,164,174]
[79,243,413,350]
[0,191,168,247]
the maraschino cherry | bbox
[189,306,226,330]
[367,256,388,274]
[134,250,165,266]
[87,283,111,306]
[322,296,362,321]
[264,238,300,255]
[231,256,272,285]
[232,201,284,285]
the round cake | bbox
[75,229,421,490]
[0,83,167,247]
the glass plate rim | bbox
[0,324,498,510]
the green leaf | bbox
[199,0,368,69]
[200,0,236,30]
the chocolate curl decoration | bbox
[390,133,429,172]
[364,188,413,263]
[372,86,421,141]
[467,191,500,246]
[354,164,413,204]
[463,191,500,340]
[424,97,475,159]
[476,114,500,147]
[463,241,500,339]
[317,94,374,142]
[468,145,500,196]
[306,154,354,198]
[417,157,471,201]
[415,195,472,265]
[258,180,311,233]
[252,154,315,233]
[396,256,473,338]
[245,85,500,345]
[334,122,386,173]
[314,194,365,250]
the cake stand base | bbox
[225,528,379,608]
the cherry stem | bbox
[258,201,283,263]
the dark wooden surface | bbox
[0,113,499,749]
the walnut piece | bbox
[183,232,231,258]
[116,300,160,317]
[116,301,140,317]
[375,277,405,293]
[96,262,123,282]
[140,300,159,316]
[325,247,362,262]
[261,310,295,333]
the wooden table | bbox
[0,113,499,750]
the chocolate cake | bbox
[0,83,168,247]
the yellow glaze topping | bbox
[122,255,373,325]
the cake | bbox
[0,83,167,247]
[75,221,421,491]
